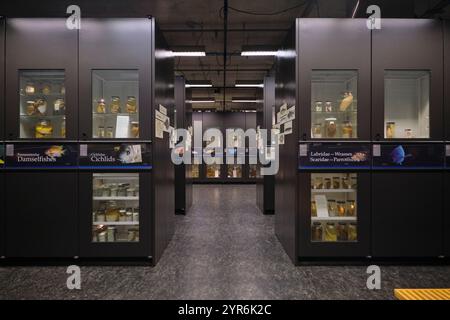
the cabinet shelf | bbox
[311,189,356,193]
[20,114,66,118]
[93,221,139,226]
[93,196,139,201]
[311,216,357,222]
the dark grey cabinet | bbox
[0,172,4,257]
[297,19,371,141]
[445,172,450,257]
[0,18,4,140]
[372,172,443,258]
[5,172,78,258]
[79,18,152,140]
[445,21,450,141]
[5,19,78,141]
[372,19,443,141]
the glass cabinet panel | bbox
[311,70,358,139]
[192,164,200,178]
[92,173,139,243]
[19,70,66,139]
[206,164,221,178]
[384,70,430,139]
[92,70,139,139]
[310,173,358,242]
[227,164,242,178]
[249,164,260,178]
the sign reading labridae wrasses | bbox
[299,143,371,169]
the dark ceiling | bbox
[1,0,449,110]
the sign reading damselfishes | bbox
[5,143,78,168]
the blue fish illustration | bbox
[391,145,412,165]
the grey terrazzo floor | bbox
[1,184,449,300]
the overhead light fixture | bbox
[241,45,278,57]
[172,46,206,57]
[185,80,213,88]
[235,80,264,88]
[186,97,215,104]
[231,97,263,103]
[351,0,360,18]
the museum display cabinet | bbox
[0,18,174,265]
[275,18,447,264]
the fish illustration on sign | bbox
[45,145,66,158]
[390,145,412,165]
[118,145,142,164]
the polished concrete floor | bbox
[1,184,449,300]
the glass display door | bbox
[92,70,139,139]
[298,171,370,258]
[311,70,358,139]
[79,171,150,258]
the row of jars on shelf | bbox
[94,183,138,198]
[25,98,65,116]
[312,175,356,190]
[311,222,357,242]
[94,203,139,223]
[93,225,139,242]
[311,199,356,217]
[312,93,354,113]
[24,83,65,96]
[96,122,139,138]
[96,96,138,114]
[312,119,354,138]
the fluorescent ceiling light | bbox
[235,80,264,88]
[241,51,278,56]
[185,80,213,88]
[173,51,205,57]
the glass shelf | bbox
[92,70,139,139]
[92,173,140,243]
[311,173,358,243]
[311,70,358,139]
[19,70,66,139]
[384,70,430,139]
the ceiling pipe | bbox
[161,28,289,33]
[223,0,228,112]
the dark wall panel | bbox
[152,22,175,264]
[372,172,443,258]
[445,21,450,140]
[445,173,450,256]
[274,24,298,263]
[0,18,4,140]
[5,172,78,258]
[5,18,78,140]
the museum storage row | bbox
[190,111,261,183]
[275,19,450,264]
[0,18,175,264]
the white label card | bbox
[446,145,450,157]
[80,144,87,157]
[115,115,130,138]
[6,144,14,156]
[373,144,381,157]
[299,144,308,157]
[314,194,329,218]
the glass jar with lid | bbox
[325,101,333,112]
[324,178,331,189]
[130,121,139,138]
[106,126,114,138]
[327,199,337,217]
[126,96,137,113]
[105,201,120,222]
[26,100,36,115]
[313,176,323,189]
[337,201,346,217]
[25,83,36,95]
[342,121,353,138]
[337,223,348,241]
[42,83,51,95]
[325,118,337,138]
[348,223,357,241]
[97,99,106,113]
[314,101,323,112]
[35,119,53,138]
[97,126,105,138]
[386,122,395,139]
[324,223,337,242]
[312,123,322,138]
[311,222,323,241]
[35,98,47,115]
[110,96,121,113]
[107,226,116,242]
[53,98,65,115]
[341,174,350,189]
[346,200,356,217]
[332,176,340,189]
[311,201,317,217]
